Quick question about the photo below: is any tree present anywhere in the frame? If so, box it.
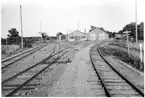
[39,32,48,43]
[56,32,63,37]
[1,38,6,45]
[106,31,115,38]
[122,22,136,39]
[7,28,21,44]
[118,30,123,34]
[99,27,105,32]
[56,32,63,40]
[119,22,144,41]
[89,25,96,32]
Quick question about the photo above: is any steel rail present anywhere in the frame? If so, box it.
[2,42,48,63]
[6,51,67,96]
[2,48,68,85]
[97,44,144,97]
[2,43,50,70]
[2,44,47,69]
[90,45,111,97]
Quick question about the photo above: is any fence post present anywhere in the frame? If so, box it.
[126,31,130,55]
[139,43,143,70]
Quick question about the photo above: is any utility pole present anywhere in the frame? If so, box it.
[135,0,138,44]
[67,28,68,40]
[67,28,68,34]
[84,28,86,33]
[78,22,79,31]
[20,5,23,49]
[124,30,131,55]
[40,21,43,43]
[139,43,143,70]
[127,31,130,55]
[6,37,8,48]
[40,20,42,33]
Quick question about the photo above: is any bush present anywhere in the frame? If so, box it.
[99,46,144,72]
[23,42,32,48]
[2,49,7,54]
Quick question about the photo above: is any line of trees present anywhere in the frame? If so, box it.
[39,32,49,42]
[118,22,144,41]
[7,28,21,44]
[1,28,42,47]
[91,22,144,41]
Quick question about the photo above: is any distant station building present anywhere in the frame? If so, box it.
[87,26,109,40]
[57,32,66,40]
[67,30,87,41]
[115,33,123,39]
[58,35,66,40]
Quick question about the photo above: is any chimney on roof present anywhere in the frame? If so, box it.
[78,22,79,31]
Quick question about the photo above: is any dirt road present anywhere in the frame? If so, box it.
[44,44,104,97]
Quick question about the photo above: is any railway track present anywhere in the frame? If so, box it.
[2,47,68,97]
[90,43,144,97]
[2,42,50,71]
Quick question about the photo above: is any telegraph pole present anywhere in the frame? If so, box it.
[135,0,138,44]
[67,28,68,34]
[124,30,131,55]
[40,21,43,43]
[20,5,23,49]
[67,28,68,40]
[127,31,130,55]
[6,37,8,48]
[78,22,79,30]
[84,28,86,33]
[40,21,42,33]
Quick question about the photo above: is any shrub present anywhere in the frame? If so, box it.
[23,42,32,48]
[99,46,144,72]
[2,49,7,54]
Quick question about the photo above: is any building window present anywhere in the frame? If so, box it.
[74,36,80,40]
[81,36,86,39]
[70,36,74,39]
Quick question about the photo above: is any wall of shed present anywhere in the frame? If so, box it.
[68,31,87,41]
[88,31,108,40]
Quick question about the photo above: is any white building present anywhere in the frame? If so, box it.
[88,26,109,40]
[67,30,87,41]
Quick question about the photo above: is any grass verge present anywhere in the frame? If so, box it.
[99,46,144,72]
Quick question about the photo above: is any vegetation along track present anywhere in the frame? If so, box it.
[2,42,50,71]
[2,47,68,97]
[90,43,144,97]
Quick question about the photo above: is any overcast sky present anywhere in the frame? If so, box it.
[1,0,144,38]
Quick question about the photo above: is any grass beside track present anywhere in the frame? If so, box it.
[99,46,144,72]
[108,40,144,52]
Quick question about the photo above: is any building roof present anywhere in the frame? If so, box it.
[89,26,108,35]
[68,30,87,36]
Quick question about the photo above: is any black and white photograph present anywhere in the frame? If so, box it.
[1,0,144,97]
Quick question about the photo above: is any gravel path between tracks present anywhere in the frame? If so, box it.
[27,44,106,97]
